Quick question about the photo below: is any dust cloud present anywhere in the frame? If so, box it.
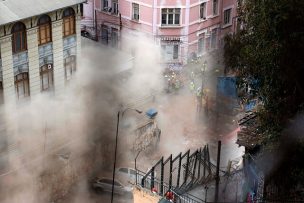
[0,32,239,202]
[0,33,166,203]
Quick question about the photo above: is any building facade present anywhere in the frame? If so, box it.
[83,0,237,64]
[0,0,85,104]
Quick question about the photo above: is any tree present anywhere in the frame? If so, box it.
[224,0,304,134]
[224,0,304,198]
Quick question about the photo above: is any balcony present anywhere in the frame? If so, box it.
[13,51,28,67]
[39,42,53,58]
[39,43,53,67]
[63,35,77,59]
[13,51,29,76]
[63,35,77,51]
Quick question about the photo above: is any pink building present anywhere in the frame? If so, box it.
[83,0,237,64]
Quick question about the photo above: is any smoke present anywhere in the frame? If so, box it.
[0,32,242,202]
[0,33,166,202]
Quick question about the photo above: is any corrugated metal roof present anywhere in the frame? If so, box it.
[0,0,86,26]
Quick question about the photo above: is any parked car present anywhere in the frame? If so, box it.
[92,177,132,196]
[116,167,137,184]
[116,167,157,185]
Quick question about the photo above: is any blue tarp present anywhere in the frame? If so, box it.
[245,100,257,111]
[217,76,238,98]
[146,108,158,118]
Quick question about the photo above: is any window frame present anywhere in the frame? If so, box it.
[212,0,219,16]
[200,2,207,20]
[102,0,108,9]
[223,8,232,25]
[64,55,77,81]
[112,0,119,15]
[132,3,139,21]
[40,64,54,91]
[210,28,218,49]
[62,8,76,37]
[15,72,30,99]
[173,44,179,59]
[12,22,27,54]
[38,15,52,45]
[198,35,205,54]
[161,8,181,26]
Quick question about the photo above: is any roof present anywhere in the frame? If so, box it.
[0,0,86,26]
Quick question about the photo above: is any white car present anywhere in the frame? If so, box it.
[92,177,132,196]
[116,167,137,184]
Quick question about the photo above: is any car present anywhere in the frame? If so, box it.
[116,167,137,184]
[92,177,132,196]
[116,167,157,186]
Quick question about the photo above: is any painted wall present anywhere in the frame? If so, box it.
[90,0,237,63]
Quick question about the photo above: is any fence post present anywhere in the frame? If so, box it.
[160,157,164,195]
[214,141,221,202]
[169,154,173,189]
[198,148,202,180]
[151,166,155,190]
[184,150,190,184]
[177,152,182,187]
[203,146,206,179]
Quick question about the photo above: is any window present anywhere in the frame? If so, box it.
[12,22,27,53]
[212,0,218,16]
[130,169,136,176]
[112,0,118,14]
[198,35,205,54]
[132,3,139,21]
[38,15,52,45]
[223,8,232,25]
[161,44,179,60]
[101,25,108,44]
[40,64,54,91]
[119,168,128,173]
[64,55,76,81]
[211,28,217,49]
[111,29,119,47]
[114,180,122,186]
[62,8,76,37]
[200,3,206,19]
[161,8,180,26]
[15,72,30,99]
[103,0,108,9]
[173,44,178,59]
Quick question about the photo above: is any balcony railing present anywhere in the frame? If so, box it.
[63,35,77,51]
[13,50,28,67]
[39,43,54,67]
[39,42,53,58]
[13,51,29,76]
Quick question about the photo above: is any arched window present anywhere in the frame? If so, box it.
[38,15,52,45]
[40,64,54,91]
[15,72,30,99]
[64,55,76,81]
[62,8,76,37]
[12,22,27,53]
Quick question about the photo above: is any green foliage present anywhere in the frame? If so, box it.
[224,0,304,132]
